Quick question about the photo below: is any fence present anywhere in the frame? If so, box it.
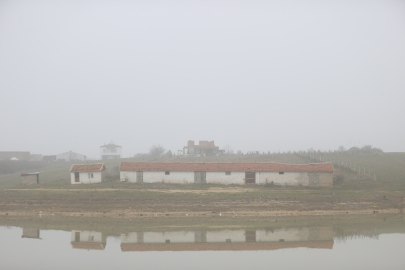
[297,151,377,181]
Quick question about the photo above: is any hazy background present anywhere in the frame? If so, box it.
[0,0,404,158]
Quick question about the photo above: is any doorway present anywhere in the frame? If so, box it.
[245,172,255,184]
[74,172,80,182]
[194,172,206,183]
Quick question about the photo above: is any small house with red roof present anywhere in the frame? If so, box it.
[120,162,334,186]
[70,163,106,184]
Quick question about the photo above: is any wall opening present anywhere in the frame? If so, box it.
[165,171,170,175]
[245,172,255,184]
[194,171,206,183]
[136,171,143,183]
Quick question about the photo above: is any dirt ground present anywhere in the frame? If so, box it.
[0,184,403,218]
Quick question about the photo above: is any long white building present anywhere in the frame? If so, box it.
[120,227,333,252]
[120,162,333,187]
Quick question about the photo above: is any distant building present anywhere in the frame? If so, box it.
[70,163,106,184]
[21,172,40,185]
[56,151,86,162]
[120,162,334,186]
[0,151,30,161]
[42,155,56,162]
[182,140,220,156]
[100,141,122,160]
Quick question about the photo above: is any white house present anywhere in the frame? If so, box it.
[56,151,86,162]
[100,141,122,160]
[70,164,106,184]
[120,162,333,187]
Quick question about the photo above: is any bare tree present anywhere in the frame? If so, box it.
[149,144,166,160]
[338,146,346,155]
[224,144,233,155]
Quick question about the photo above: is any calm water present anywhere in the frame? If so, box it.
[1,217,404,270]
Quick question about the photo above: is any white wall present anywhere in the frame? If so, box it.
[206,230,246,242]
[120,228,333,244]
[206,172,245,184]
[120,171,194,183]
[100,146,122,158]
[71,171,102,184]
[119,170,332,186]
[71,231,103,242]
[257,172,309,186]
[143,171,194,184]
[120,171,137,182]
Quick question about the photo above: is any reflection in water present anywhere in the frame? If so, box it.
[8,216,404,270]
[120,227,333,251]
[71,231,107,250]
[22,227,40,239]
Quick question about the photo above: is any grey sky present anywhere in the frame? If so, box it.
[1,0,404,158]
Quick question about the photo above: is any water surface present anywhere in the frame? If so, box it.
[1,215,404,270]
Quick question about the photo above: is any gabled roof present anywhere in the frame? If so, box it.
[120,162,333,172]
[121,241,334,252]
[100,141,121,148]
[70,164,105,173]
[57,151,85,156]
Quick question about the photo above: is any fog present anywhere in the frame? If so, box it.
[1,0,404,158]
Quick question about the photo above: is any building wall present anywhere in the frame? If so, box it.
[257,172,309,186]
[102,155,121,160]
[120,227,333,244]
[318,173,334,187]
[119,171,333,186]
[100,146,122,159]
[70,171,103,184]
[121,171,195,183]
[71,231,104,243]
[206,172,246,184]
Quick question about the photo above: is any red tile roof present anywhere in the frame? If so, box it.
[70,164,105,173]
[71,242,106,250]
[120,162,333,172]
[121,241,334,252]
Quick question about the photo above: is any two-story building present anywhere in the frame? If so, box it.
[182,140,220,156]
[100,141,122,160]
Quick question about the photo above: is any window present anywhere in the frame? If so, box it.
[279,172,284,175]
[88,173,94,178]
[165,171,170,175]
[225,171,231,175]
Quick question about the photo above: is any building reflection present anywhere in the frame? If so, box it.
[21,227,41,239]
[70,230,106,250]
[120,227,334,252]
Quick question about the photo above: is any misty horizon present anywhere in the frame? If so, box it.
[1,0,404,158]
